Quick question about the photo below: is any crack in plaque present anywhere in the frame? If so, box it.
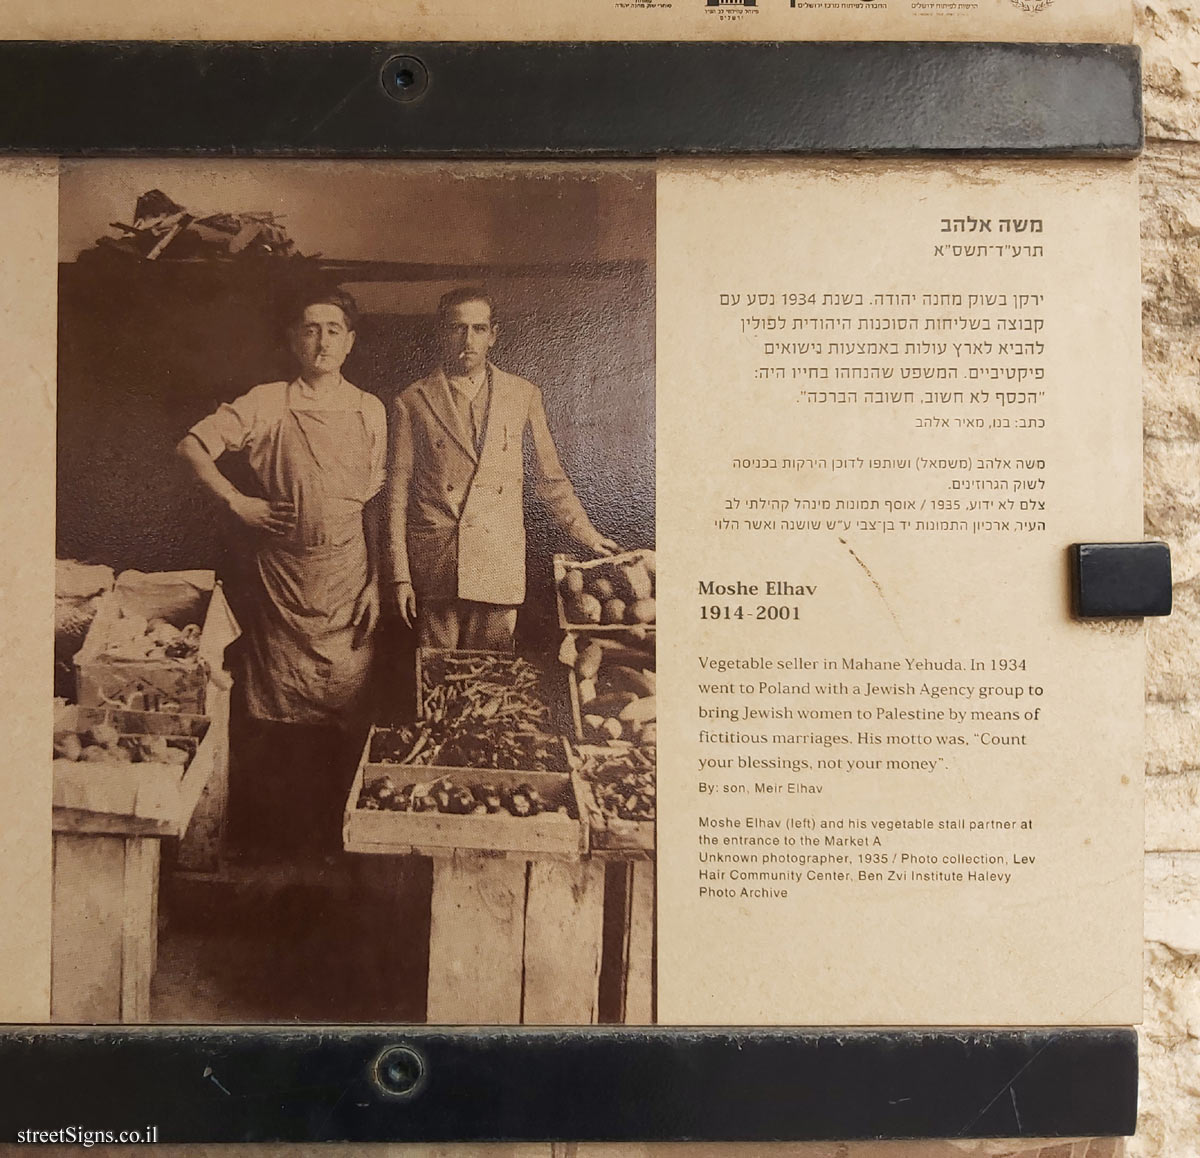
[838,537,909,644]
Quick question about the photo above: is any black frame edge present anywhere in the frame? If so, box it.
[0,1026,1138,1142]
[0,41,1142,158]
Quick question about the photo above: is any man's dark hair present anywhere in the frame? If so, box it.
[437,286,497,326]
[285,285,359,333]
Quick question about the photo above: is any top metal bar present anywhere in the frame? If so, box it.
[0,41,1141,158]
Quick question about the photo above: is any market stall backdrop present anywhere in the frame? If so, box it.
[56,161,656,659]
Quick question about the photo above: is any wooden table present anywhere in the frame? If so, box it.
[51,817,162,1023]
[344,730,656,1024]
[426,851,607,1025]
[50,707,219,1023]
[353,847,653,1025]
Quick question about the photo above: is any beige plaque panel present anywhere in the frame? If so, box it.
[0,158,1144,1028]
[0,161,56,1023]
[656,159,1143,1026]
[0,0,1132,44]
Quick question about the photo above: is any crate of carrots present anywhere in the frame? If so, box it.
[343,650,586,857]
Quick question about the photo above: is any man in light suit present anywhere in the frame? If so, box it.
[387,287,619,649]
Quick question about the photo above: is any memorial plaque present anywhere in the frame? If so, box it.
[0,30,1147,1144]
[0,153,1144,1031]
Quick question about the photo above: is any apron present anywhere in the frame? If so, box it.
[241,383,376,725]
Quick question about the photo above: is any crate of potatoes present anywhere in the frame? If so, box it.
[555,550,656,633]
[52,704,215,835]
[562,633,656,749]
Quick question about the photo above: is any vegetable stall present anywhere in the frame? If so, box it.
[51,568,239,1022]
[344,550,657,1024]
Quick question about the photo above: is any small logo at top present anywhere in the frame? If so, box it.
[706,0,758,14]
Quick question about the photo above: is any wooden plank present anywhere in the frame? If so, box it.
[51,834,125,1022]
[349,839,582,863]
[522,858,605,1025]
[426,853,526,1024]
[622,859,655,1025]
[119,837,159,1022]
[347,800,581,858]
[177,679,230,871]
[148,838,160,982]
[52,806,172,838]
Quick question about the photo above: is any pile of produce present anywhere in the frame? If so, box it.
[99,611,202,662]
[357,772,574,817]
[560,550,656,627]
[55,559,115,699]
[89,189,303,262]
[367,653,566,772]
[53,722,193,766]
[561,634,656,746]
[575,747,656,824]
[55,560,114,644]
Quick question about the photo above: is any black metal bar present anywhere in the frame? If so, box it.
[0,1026,1138,1141]
[0,41,1141,157]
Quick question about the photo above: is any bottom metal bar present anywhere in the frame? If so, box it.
[0,1026,1136,1142]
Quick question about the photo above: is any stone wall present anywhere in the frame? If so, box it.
[1135,4,1200,1155]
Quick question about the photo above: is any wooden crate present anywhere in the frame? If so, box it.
[75,569,239,716]
[566,639,656,744]
[554,553,657,635]
[572,764,656,854]
[417,647,509,719]
[53,705,215,838]
[343,727,588,858]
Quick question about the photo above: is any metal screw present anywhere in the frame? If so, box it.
[373,1044,425,1097]
[381,55,430,103]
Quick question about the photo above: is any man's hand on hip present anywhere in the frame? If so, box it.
[229,494,297,536]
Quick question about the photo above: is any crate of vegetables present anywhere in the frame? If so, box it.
[561,633,657,748]
[570,744,656,854]
[416,649,570,772]
[52,704,215,835]
[343,725,588,857]
[74,569,240,715]
[555,550,656,632]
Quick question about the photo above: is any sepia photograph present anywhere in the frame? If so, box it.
[51,161,656,1025]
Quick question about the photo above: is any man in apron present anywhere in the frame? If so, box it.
[177,287,386,854]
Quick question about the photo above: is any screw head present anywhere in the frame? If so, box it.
[381,55,430,103]
[373,1045,425,1097]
